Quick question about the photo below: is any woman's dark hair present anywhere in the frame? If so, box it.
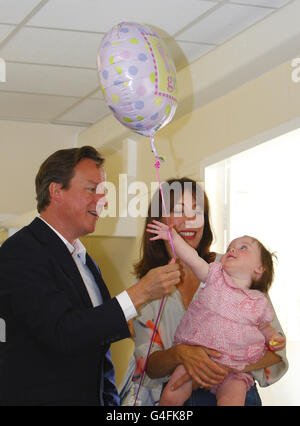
[35,146,104,213]
[134,177,216,278]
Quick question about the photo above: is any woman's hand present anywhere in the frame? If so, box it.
[172,344,229,390]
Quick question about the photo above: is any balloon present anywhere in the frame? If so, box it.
[97,22,177,137]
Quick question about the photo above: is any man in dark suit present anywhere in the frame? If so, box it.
[0,146,180,405]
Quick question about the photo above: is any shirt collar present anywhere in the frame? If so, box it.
[222,265,261,299]
[38,216,86,264]
[72,239,87,264]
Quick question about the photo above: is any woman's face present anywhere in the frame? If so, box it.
[163,190,205,254]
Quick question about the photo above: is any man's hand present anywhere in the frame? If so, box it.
[171,344,228,391]
[127,259,180,310]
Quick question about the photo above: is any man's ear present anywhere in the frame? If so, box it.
[49,182,63,203]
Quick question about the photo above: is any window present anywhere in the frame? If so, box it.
[203,127,300,405]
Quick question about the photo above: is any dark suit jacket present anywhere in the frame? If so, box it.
[0,218,130,405]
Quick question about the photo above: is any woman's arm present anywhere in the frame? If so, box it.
[259,322,286,351]
[168,348,283,391]
[251,296,289,386]
[146,344,229,389]
[241,350,282,373]
[147,220,209,282]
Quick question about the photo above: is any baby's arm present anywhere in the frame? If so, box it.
[147,220,209,282]
[259,323,286,351]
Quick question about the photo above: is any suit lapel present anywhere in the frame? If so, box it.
[59,251,93,308]
[86,254,110,302]
[28,218,93,307]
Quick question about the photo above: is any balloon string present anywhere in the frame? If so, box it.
[133,295,166,406]
[134,136,177,406]
[150,135,176,258]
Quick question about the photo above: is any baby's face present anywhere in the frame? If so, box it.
[220,236,264,287]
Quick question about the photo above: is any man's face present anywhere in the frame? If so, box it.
[59,158,106,242]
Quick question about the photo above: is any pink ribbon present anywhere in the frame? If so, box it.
[134,136,177,405]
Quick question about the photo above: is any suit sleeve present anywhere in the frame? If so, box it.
[0,244,131,356]
[103,349,120,406]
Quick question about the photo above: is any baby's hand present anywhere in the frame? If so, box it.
[269,333,286,351]
[146,220,174,241]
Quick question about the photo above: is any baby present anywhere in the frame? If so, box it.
[147,220,285,406]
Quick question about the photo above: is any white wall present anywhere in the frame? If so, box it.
[0,120,84,216]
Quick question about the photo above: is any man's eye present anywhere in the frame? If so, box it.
[88,187,96,192]
[97,188,108,195]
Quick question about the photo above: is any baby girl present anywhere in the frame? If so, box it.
[147,220,285,406]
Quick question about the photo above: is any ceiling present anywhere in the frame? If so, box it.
[0,0,295,127]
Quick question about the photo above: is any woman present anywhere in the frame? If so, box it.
[120,177,288,406]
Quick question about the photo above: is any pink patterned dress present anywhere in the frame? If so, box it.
[174,262,274,391]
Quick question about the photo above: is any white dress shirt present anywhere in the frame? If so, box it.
[38,217,137,320]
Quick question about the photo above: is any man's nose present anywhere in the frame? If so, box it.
[100,195,108,208]
[96,193,108,207]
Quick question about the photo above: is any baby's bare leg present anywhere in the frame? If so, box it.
[159,364,193,406]
[216,375,247,406]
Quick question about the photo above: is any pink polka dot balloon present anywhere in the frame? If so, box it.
[97,22,178,137]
